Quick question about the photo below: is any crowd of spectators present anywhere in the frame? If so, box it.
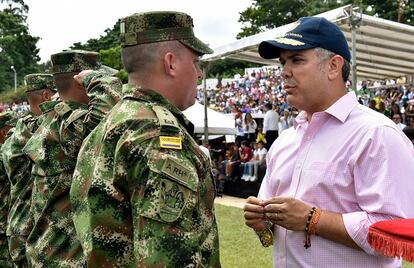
[199,66,414,186]
[0,102,29,113]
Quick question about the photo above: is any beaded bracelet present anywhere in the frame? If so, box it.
[304,207,316,248]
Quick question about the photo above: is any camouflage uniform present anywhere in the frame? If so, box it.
[22,51,122,268]
[70,12,220,267]
[1,74,55,268]
[0,112,18,268]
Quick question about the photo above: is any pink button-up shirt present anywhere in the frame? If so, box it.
[259,92,414,268]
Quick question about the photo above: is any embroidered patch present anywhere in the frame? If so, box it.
[161,156,190,185]
[152,106,179,128]
[274,37,305,46]
[160,136,182,150]
[159,179,188,222]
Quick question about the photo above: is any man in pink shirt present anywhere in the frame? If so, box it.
[243,16,414,267]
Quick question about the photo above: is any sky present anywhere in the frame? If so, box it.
[21,0,253,63]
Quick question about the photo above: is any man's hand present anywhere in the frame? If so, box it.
[262,196,311,231]
[243,196,267,231]
[73,70,94,86]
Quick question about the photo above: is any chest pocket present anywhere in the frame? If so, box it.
[139,150,199,230]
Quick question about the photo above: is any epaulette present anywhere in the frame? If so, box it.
[152,105,180,135]
[152,105,182,150]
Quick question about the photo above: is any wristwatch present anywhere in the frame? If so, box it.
[255,221,274,247]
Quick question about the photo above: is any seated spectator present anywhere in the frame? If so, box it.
[220,144,241,180]
[378,101,391,117]
[242,141,267,182]
[240,140,253,181]
[392,113,406,130]
[368,99,377,111]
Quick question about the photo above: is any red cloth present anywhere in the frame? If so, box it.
[240,147,252,162]
[368,219,414,263]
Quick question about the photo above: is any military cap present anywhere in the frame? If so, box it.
[24,73,56,92]
[51,50,101,75]
[0,111,17,129]
[50,50,118,76]
[119,11,213,55]
[259,17,351,62]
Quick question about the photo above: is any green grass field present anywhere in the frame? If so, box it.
[215,204,414,268]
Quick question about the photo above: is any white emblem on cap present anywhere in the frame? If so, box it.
[274,37,305,46]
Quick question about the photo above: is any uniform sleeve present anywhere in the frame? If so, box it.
[82,72,123,132]
[70,123,136,267]
[342,126,414,254]
[2,119,33,181]
[0,154,10,235]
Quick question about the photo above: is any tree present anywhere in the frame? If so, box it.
[237,0,413,39]
[0,3,40,92]
[206,59,261,78]
[70,21,127,82]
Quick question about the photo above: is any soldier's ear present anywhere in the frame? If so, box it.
[163,52,178,78]
[42,90,51,101]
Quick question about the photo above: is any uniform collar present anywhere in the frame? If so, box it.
[122,84,194,135]
[39,100,60,114]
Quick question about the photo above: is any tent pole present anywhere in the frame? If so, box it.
[351,24,357,94]
[349,6,361,95]
[202,63,209,145]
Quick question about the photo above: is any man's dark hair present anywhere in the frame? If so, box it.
[403,126,414,141]
[264,103,272,110]
[241,140,249,147]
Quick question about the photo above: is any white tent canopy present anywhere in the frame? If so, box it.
[183,102,236,135]
[202,5,414,81]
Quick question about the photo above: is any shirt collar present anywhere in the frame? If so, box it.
[325,91,358,123]
[293,91,358,129]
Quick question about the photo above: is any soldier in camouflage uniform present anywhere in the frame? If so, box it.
[22,50,122,267]
[70,11,221,267]
[1,74,56,268]
[0,112,18,268]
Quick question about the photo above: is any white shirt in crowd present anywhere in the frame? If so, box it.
[253,147,268,161]
[243,120,257,134]
[263,109,279,133]
[278,115,294,135]
[235,118,244,136]
[396,122,407,131]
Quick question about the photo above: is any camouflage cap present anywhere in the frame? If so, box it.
[51,50,118,76]
[119,11,213,55]
[51,50,100,75]
[0,111,17,129]
[24,73,56,92]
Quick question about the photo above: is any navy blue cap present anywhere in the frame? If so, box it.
[258,17,351,62]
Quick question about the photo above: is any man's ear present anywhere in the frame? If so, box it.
[327,55,344,81]
[41,90,51,102]
[163,52,178,78]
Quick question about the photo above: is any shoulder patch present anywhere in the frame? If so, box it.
[54,102,72,117]
[148,151,198,191]
[152,105,179,129]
